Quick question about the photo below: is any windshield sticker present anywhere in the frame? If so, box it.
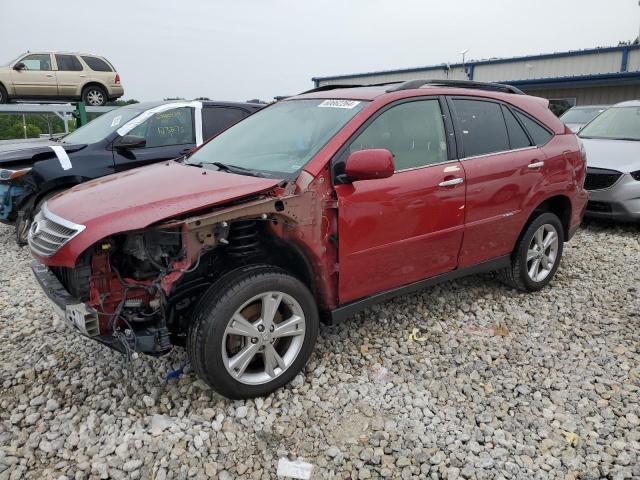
[318,100,361,109]
[110,115,122,127]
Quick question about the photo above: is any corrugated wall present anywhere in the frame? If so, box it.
[474,51,622,82]
[526,85,640,105]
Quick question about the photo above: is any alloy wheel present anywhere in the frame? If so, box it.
[86,90,104,106]
[526,224,559,282]
[221,291,306,385]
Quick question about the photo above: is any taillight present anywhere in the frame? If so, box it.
[115,73,121,84]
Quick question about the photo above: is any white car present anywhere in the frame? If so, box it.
[560,105,608,133]
[579,100,640,222]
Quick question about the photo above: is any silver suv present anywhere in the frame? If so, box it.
[0,51,124,106]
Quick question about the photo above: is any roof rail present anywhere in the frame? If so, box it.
[386,79,525,95]
[301,81,403,95]
[301,84,364,94]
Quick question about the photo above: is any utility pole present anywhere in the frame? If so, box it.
[22,114,27,139]
[460,49,469,79]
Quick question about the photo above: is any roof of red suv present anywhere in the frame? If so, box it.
[292,82,565,134]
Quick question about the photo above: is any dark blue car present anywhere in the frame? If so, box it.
[0,100,263,243]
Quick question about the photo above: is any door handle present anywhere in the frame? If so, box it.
[45,74,54,77]
[528,161,544,169]
[79,74,87,77]
[438,177,464,187]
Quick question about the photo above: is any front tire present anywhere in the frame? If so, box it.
[188,266,319,399]
[82,85,107,106]
[0,84,8,104]
[500,212,564,292]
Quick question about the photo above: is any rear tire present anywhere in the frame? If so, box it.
[188,265,318,399]
[0,84,8,104]
[500,212,564,292]
[82,85,107,106]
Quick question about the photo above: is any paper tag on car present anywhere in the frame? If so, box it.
[111,115,122,127]
[318,100,360,109]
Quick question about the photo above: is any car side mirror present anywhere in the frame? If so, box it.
[113,135,146,150]
[344,149,395,181]
[13,62,25,71]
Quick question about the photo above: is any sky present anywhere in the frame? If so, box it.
[2,0,639,102]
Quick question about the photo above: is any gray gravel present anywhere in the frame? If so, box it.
[0,219,639,480]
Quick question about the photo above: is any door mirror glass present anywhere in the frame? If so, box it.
[114,135,147,150]
[344,149,394,181]
[13,62,25,71]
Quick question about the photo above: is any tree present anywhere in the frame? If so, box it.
[107,98,140,106]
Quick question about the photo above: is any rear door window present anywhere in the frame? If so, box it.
[452,99,510,157]
[81,56,113,72]
[128,107,195,148]
[349,99,448,171]
[514,111,553,146]
[202,107,249,140]
[55,54,83,71]
[501,106,532,149]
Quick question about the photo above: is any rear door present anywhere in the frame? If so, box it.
[448,97,550,267]
[54,54,84,97]
[11,54,57,96]
[335,98,466,303]
[112,106,197,171]
[201,106,252,141]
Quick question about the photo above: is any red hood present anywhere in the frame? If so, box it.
[44,161,281,265]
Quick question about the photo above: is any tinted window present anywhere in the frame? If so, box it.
[56,54,83,71]
[349,100,448,171]
[21,54,52,71]
[515,111,553,146]
[453,99,509,157]
[128,107,195,148]
[502,106,531,149]
[81,56,112,72]
[202,107,249,140]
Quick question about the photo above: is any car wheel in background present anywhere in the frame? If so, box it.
[16,189,67,246]
[500,212,564,292]
[82,85,107,106]
[0,84,8,104]
[188,266,319,399]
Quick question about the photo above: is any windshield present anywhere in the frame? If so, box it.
[188,99,367,176]
[61,107,143,144]
[579,106,640,141]
[560,107,606,124]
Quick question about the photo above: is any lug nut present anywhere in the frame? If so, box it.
[269,325,275,332]
[251,337,258,344]
[257,325,265,332]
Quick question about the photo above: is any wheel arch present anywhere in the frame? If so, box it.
[530,195,572,241]
[80,81,107,98]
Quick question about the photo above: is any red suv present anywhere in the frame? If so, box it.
[29,80,588,399]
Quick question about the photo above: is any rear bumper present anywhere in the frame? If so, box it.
[107,85,124,99]
[585,173,640,222]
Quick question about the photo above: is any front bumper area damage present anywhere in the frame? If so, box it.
[31,260,169,355]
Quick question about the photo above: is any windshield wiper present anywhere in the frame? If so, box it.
[210,162,264,177]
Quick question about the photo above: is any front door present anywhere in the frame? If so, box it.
[112,106,197,171]
[334,98,466,303]
[11,54,57,97]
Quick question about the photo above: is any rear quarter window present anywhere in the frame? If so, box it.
[514,110,553,146]
[202,107,250,140]
[81,56,113,72]
[452,99,510,157]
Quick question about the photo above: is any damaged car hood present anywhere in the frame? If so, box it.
[581,137,640,173]
[44,161,282,261]
[0,140,86,167]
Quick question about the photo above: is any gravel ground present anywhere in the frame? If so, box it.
[0,220,639,480]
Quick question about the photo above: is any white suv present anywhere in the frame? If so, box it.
[0,51,124,106]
